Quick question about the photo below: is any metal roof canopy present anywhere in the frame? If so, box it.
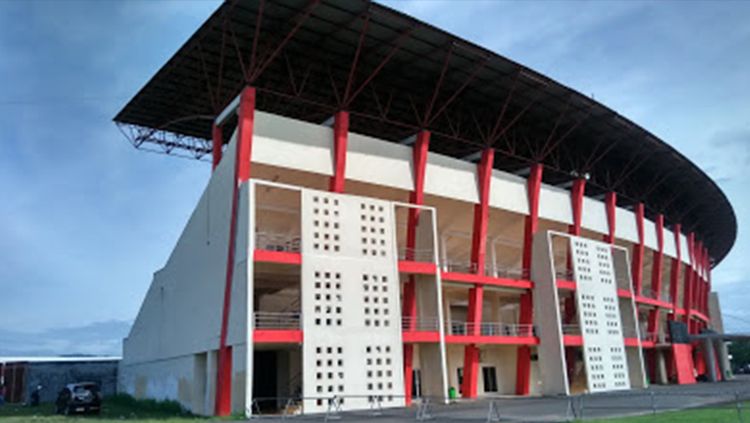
[114,0,736,264]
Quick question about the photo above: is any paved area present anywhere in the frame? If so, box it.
[235,376,750,422]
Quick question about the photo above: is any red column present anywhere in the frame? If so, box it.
[461,148,493,399]
[568,179,586,236]
[705,247,712,318]
[669,224,682,317]
[604,192,617,244]
[216,86,255,416]
[329,111,349,193]
[631,203,645,296]
[516,163,542,396]
[682,233,695,326]
[403,131,430,405]
[646,214,664,378]
[212,123,223,170]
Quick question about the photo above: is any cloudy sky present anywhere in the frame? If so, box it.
[1,0,748,356]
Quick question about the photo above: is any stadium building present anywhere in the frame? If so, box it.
[113,0,736,417]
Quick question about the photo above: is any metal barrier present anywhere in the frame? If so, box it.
[397,247,435,262]
[256,232,302,253]
[445,321,535,337]
[402,316,441,332]
[254,312,301,329]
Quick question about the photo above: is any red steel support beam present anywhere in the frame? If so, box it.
[462,148,493,399]
[682,232,695,326]
[212,123,223,170]
[669,224,682,316]
[604,192,617,244]
[216,86,255,416]
[402,131,429,405]
[568,179,586,236]
[517,163,542,396]
[646,214,664,379]
[329,111,349,193]
[522,164,543,277]
[631,203,645,296]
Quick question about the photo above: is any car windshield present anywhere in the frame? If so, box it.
[73,385,98,394]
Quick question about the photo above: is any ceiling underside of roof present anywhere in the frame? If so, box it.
[114,0,736,264]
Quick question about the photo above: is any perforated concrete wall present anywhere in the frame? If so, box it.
[300,190,405,412]
[571,237,630,392]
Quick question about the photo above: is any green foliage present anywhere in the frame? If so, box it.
[729,340,750,370]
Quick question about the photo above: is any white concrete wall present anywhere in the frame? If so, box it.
[121,133,249,413]
[249,111,693,266]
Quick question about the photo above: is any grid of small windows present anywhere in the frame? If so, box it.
[363,273,391,328]
[313,271,343,327]
[314,346,345,406]
[312,195,341,253]
[359,202,389,258]
[365,345,395,402]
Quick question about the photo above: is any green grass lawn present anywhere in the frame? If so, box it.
[588,403,747,423]
[0,395,212,422]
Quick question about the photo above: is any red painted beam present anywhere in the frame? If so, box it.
[216,87,255,416]
[253,250,302,265]
[568,179,585,236]
[212,123,223,171]
[402,331,441,343]
[682,233,695,326]
[254,330,303,343]
[516,163,541,396]
[398,261,437,275]
[563,335,583,346]
[669,223,682,317]
[462,148,493,399]
[521,164,543,277]
[604,192,616,244]
[441,272,532,289]
[631,203,645,296]
[402,131,429,405]
[329,111,349,193]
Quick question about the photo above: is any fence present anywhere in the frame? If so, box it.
[245,385,750,422]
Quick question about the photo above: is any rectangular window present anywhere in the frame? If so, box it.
[482,367,498,393]
[457,368,464,394]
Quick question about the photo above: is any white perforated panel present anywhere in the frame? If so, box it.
[571,237,630,392]
[301,190,404,413]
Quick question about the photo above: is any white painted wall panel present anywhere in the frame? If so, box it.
[424,153,479,204]
[581,197,608,235]
[253,111,334,176]
[663,228,677,258]
[643,220,657,250]
[538,186,573,224]
[346,133,414,191]
[489,170,528,215]
[680,234,690,265]
[615,208,638,243]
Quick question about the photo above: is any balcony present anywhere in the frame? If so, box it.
[397,247,435,263]
[401,316,441,332]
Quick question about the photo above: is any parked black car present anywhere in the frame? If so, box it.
[55,382,102,415]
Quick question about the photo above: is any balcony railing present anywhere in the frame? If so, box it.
[401,317,441,332]
[254,312,300,330]
[255,232,301,253]
[555,269,575,281]
[446,321,536,337]
[441,259,526,280]
[561,324,581,335]
[397,247,435,262]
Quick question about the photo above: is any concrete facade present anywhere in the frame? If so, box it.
[120,109,726,416]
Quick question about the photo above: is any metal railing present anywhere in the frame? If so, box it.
[255,232,301,253]
[555,269,575,281]
[561,324,581,335]
[440,259,526,280]
[446,321,535,337]
[253,312,301,330]
[401,317,441,332]
[397,247,435,262]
